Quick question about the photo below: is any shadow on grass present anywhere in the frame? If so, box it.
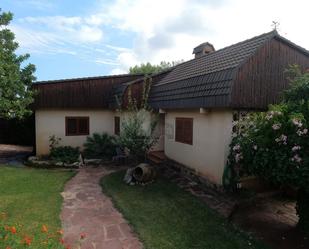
[101,170,269,249]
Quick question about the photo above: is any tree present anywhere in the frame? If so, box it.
[129,61,182,75]
[117,77,158,163]
[228,65,309,233]
[0,10,36,119]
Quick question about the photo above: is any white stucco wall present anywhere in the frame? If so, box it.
[35,109,114,155]
[35,108,233,184]
[164,109,233,185]
[116,110,164,151]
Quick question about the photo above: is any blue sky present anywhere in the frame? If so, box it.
[2,0,309,81]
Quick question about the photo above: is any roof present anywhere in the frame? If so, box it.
[33,30,309,111]
[33,74,144,109]
[34,73,144,85]
[108,69,172,109]
[148,30,309,109]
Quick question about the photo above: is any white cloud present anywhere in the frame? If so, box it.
[100,0,309,73]
[116,51,139,70]
[19,15,103,43]
[110,68,127,75]
[10,0,309,75]
[78,25,103,42]
[96,0,223,72]
[95,59,120,65]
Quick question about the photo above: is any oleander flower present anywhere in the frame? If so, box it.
[291,154,302,163]
[292,145,301,152]
[272,123,281,130]
[275,134,287,144]
[292,118,303,127]
[235,153,243,163]
[265,114,273,120]
[233,144,241,151]
[296,128,307,136]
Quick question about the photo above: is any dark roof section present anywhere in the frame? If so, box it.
[149,30,309,109]
[108,77,144,108]
[150,68,234,108]
[33,74,144,109]
[108,69,172,109]
[156,31,277,86]
[33,31,309,111]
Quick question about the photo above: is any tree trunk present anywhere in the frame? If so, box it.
[296,188,309,234]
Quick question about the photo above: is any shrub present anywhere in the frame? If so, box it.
[49,135,61,150]
[50,146,80,164]
[116,77,158,163]
[117,109,158,163]
[228,65,309,233]
[83,133,116,159]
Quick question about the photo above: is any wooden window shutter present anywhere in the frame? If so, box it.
[183,118,193,144]
[66,117,89,136]
[175,118,193,145]
[114,116,120,135]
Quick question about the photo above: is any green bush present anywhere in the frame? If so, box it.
[117,110,157,163]
[83,133,116,159]
[50,146,80,163]
[228,65,309,233]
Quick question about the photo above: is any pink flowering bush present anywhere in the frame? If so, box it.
[228,65,309,233]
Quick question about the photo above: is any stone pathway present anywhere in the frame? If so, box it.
[61,167,143,249]
[160,163,308,249]
[161,165,237,218]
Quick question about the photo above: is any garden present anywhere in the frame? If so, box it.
[1,6,308,249]
[101,171,267,249]
[0,167,75,248]
[228,65,309,235]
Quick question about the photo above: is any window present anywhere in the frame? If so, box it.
[175,117,193,145]
[65,117,89,136]
[114,116,120,135]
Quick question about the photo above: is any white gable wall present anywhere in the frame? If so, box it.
[35,109,114,155]
[164,109,233,185]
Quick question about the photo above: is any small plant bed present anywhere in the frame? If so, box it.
[26,156,81,169]
[0,166,75,248]
[101,171,268,249]
[26,133,118,169]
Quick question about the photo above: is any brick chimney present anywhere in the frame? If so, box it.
[193,42,215,58]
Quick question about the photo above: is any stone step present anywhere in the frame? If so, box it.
[149,151,166,160]
[148,155,163,164]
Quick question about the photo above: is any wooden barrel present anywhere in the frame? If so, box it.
[133,163,156,182]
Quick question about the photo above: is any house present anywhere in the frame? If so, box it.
[33,30,309,185]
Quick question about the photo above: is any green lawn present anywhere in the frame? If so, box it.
[101,171,268,249]
[0,166,74,247]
